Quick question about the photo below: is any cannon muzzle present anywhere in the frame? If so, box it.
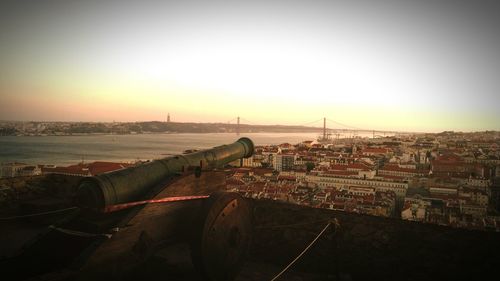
[76,137,254,211]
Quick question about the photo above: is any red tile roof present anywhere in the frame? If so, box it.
[380,164,426,173]
[347,163,372,171]
[323,170,358,176]
[362,148,391,154]
[278,175,296,181]
[227,178,245,185]
[86,161,133,175]
[43,161,132,176]
[376,175,407,180]
[251,168,274,176]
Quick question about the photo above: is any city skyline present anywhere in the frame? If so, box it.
[1,0,500,132]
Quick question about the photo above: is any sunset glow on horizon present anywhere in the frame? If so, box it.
[1,0,499,132]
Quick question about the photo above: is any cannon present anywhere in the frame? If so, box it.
[1,138,255,281]
[76,137,254,211]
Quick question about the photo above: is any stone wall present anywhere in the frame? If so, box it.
[0,174,81,212]
[251,199,500,281]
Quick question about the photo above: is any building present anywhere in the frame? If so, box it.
[0,163,30,178]
[306,172,408,199]
[274,153,295,171]
[401,196,429,222]
[378,164,428,179]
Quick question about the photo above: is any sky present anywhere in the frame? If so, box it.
[0,0,499,132]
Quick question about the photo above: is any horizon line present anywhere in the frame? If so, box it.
[1,119,499,134]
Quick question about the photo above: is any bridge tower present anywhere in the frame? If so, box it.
[323,117,326,140]
[237,116,240,136]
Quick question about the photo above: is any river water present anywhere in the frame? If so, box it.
[0,133,336,165]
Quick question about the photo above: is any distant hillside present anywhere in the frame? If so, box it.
[138,121,323,133]
[0,121,324,136]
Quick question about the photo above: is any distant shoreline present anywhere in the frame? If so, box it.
[3,131,328,137]
[0,120,425,137]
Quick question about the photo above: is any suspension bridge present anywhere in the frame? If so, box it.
[223,116,419,138]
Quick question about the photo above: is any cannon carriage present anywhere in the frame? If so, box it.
[2,138,255,281]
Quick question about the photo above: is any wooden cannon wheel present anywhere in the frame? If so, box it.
[191,192,253,281]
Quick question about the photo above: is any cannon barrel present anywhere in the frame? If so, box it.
[76,137,254,211]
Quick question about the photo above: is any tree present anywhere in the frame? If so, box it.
[305,162,315,172]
